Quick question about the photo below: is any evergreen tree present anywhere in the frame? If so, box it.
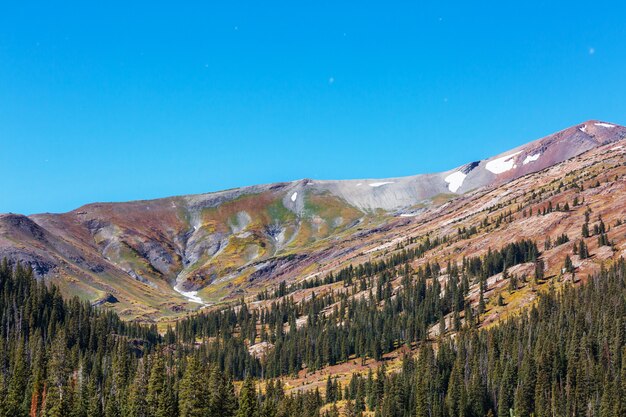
[209,367,238,417]
[179,357,210,417]
[237,376,258,417]
[146,355,174,417]
[127,359,149,417]
[564,255,574,273]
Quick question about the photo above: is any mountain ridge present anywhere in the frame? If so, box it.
[18,119,622,215]
[1,119,625,321]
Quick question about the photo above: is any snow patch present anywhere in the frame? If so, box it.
[274,229,286,244]
[368,181,394,187]
[399,213,419,217]
[579,125,588,133]
[523,153,540,165]
[174,287,205,304]
[485,151,522,174]
[444,171,466,193]
[290,192,298,202]
[611,145,624,151]
[595,122,615,128]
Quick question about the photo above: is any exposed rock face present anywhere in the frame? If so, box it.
[0,120,624,320]
[92,293,119,306]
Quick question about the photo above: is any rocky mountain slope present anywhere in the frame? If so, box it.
[1,120,624,320]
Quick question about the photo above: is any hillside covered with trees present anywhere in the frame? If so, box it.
[1,254,626,416]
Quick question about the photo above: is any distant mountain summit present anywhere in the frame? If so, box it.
[302,120,624,211]
[1,120,624,320]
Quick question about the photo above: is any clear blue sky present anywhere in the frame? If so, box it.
[1,1,625,214]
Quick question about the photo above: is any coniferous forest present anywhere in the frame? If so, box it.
[1,255,626,416]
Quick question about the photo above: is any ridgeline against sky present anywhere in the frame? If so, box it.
[1,1,625,214]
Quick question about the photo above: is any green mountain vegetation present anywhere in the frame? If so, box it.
[2,250,626,416]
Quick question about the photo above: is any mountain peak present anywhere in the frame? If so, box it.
[1,120,625,319]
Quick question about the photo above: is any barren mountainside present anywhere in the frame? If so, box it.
[1,120,625,321]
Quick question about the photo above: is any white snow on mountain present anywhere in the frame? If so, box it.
[485,151,522,174]
[368,182,394,187]
[444,171,467,193]
[523,153,540,165]
[174,287,205,304]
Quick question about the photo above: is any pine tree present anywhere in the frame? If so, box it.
[582,222,590,238]
[84,375,102,417]
[43,331,71,417]
[564,255,573,273]
[237,376,258,417]
[209,368,238,417]
[497,294,504,306]
[70,368,89,417]
[146,355,173,417]
[579,240,589,259]
[598,232,610,247]
[497,362,515,417]
[179,357,210,417]
[534,259,545,283]
[325,376,335,403]
[478,288,486,315]
[514,354,535,416]
[6,340,29,417]
[126,359,148,417]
